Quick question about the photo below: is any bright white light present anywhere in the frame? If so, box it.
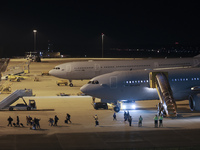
[132,104,136,109]
[121,104,126,109]
[33,30,37,33]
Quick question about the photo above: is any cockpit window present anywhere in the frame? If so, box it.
[88,80,99,84]
[53,67,61,70]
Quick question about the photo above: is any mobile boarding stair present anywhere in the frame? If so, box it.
[150,72,177,117]
[0,89,34,110]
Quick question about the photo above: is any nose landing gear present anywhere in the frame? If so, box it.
[69,80,73,87]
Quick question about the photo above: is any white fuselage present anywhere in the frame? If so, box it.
[80,68,200,103]
[49,57,200,80]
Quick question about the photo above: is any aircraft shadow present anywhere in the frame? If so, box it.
[174,114,200,119]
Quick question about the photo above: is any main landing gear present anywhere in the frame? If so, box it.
[113,106,120,112]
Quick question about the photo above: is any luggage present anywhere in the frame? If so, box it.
[65,120,68,124]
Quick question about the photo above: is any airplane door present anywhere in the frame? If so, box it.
[95,64,100,71]
[193,59,199,66]
[95,64,101,76]
[65,65,71,72]
[110,76,117,89]
[154,62,159,68]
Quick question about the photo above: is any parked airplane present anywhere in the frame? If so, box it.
[49,56,200,87]
[80,67,200,116]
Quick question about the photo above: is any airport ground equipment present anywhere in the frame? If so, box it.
[41,71,49,76]
[0,89,34,110]
[9,99,36,111]
[34,77,39,81]
[57,93,70,96]
[93,102,108,110]
[1,60,30,80]
[150,72,177,117]
[0,82,12,94]
[0,58,10,73]
[56,80,68,86]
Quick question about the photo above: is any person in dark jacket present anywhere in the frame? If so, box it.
[128,116,132,126]
[54,115,59,126]
[7,116,13,127]
[16,116,20,126]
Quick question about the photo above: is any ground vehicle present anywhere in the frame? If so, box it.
[56,93,70,96]
[9,100,36,111]
[56,80,68,86]
[41,71,49,76]
[93,102,108,110]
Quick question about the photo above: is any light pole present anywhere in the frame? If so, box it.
[33,30,37,51]
[101,33,104,58]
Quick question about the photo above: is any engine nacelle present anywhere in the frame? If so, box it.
[189,94,200,111]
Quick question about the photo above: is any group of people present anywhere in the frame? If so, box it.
[7,116,24,127]
[94,111,144,127]
[8,113,163,129]
[48,115,59,126]
[7,113,72,130]
[153,114,163,128]
[48,113,72,127]
[26,116,41,130]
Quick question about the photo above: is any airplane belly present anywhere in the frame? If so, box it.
[105,86,159,101]
[70,70,95,80]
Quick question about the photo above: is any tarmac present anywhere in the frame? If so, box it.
[0,58,200,150]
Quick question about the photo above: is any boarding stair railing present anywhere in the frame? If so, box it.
[155,72,177,117]
[0,89,33,109]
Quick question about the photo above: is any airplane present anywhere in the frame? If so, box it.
[80,67,200,117]
[49,56,200,87]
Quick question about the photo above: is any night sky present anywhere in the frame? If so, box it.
[0,1,200,57]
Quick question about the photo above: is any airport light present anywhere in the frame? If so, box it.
[101,33,104,58]
[33,30,37,51]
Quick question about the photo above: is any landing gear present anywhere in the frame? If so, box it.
[69,83,73,87]
[114,106,120,112]
[69,80,73,87]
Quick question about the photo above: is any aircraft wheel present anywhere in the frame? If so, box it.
[27,107,31,111]
[69,83,73,87]
[114,107,120,112]
[57,84,60,86]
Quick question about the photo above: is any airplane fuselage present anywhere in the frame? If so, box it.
[49,57,200,80]
[80,68,200,102]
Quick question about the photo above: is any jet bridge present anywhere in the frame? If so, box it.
[150,72,177,117]
[0,89,34,110]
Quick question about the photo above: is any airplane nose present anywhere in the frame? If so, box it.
[80,84,88,94]
[49,70,54,76]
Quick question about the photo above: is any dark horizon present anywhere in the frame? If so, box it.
[1,1,200,58]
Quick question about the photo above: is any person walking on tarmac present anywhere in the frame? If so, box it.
[159,115,163,127]
[16,116,20,126]
[138,115,143,127]
[54,115,59,126]
[66,113,72,123]
[93,114,99,126]
[113,113,117,120]
[128,116,132,126]
[7,116,13,127]
[154,115,158,128]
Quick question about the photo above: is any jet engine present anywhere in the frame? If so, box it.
[189,94,200,111]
